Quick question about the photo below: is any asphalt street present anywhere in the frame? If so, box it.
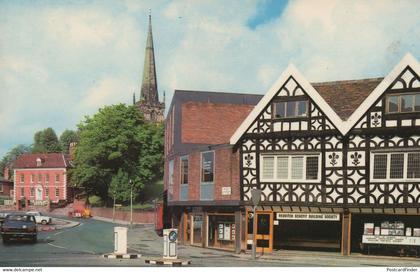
[1,217,420,267]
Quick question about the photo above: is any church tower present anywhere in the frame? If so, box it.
[135,13,165,122]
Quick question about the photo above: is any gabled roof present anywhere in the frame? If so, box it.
[230,53,419,144]
[14,153,70,169]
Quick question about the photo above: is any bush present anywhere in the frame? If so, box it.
[88,195,103,207]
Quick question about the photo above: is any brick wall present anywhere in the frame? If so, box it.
[90,207,156,224]
[168,146,240,202]
[181,102,253,144]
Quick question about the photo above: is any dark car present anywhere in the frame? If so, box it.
[1,213,37,244]
[0,211,10,225]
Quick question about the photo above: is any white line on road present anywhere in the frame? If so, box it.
[47,242,67,249]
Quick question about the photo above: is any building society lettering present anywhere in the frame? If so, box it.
[276,213,340,221]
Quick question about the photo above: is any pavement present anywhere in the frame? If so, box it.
[37,217,80,232]
[1,217,420,267]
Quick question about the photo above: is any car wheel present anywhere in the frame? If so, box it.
[41,220,47,225]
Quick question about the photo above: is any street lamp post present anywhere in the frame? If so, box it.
[112,190,116,222]
[251,189,261,260]
[129,179,133,227]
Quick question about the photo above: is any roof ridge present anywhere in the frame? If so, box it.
[174,89,262,96]
[311,77,384,86]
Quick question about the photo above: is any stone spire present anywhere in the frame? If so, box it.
[140,12,159,104]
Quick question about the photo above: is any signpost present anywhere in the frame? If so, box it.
[251,189,261,260]
[129,179,133,227]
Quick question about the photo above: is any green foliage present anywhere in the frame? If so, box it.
[0,144,31,177]
[70,104,164,204]
[59,129,79,154]
[88,195,103,207]
[32,127,62,153]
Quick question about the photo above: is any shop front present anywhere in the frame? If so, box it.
[246,209,342,253]
[181,209,241,252]
[351,213,420,257]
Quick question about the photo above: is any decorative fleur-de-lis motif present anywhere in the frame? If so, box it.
[350,152,362,166]
[244,154,253,167]
[328,152,339,166]
[371,112,381,127]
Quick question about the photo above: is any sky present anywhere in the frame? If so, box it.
[0,0,419,159]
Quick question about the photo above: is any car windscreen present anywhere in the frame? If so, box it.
[6,215,35,222]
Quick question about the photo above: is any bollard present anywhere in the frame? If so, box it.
[114,227,128,254]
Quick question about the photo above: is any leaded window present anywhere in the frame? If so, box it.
[372,152,420,181]
[274,100,308,118]
[260,154,320,182]
[180,156,189,184]
[201,151,214,183]
[373,154,387,179]
[407,153,420,179]
[387,93,420,113]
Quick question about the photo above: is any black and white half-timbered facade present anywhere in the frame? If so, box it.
[230,54,420,255]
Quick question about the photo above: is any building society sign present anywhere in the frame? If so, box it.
[276,213,340,221]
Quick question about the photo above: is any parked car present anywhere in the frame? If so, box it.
[1,213,37,243]
[0,211,10,225]
[26,211,52,225]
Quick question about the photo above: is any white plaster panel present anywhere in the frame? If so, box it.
[290,122,299,130]
[402,119,412,126]
[386,120,397,127]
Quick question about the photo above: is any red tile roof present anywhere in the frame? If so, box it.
[14,153,70,169]
[312,78,384,120]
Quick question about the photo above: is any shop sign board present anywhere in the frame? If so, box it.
[276,213,340,221]
[221,187,231,195]
[362,235,420,246]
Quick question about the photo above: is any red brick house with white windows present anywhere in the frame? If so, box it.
[13,153,71,206]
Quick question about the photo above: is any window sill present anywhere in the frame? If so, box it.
[260,179,321,183]
[371,179,420,183]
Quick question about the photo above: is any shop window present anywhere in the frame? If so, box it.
[372,151,420,181]
[274,100,308,118]
[180,156,188,184]
[261,154,320,182]
[192,215,203,245]
[208,215,235,250]
[257,214,270,235]
[201,151,214,183]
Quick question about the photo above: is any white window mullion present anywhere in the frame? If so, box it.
[404,153,407,180]
[302,155,307,182]
[386,154,391,180]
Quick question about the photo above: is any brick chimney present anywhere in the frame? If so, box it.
[3,166,9,180]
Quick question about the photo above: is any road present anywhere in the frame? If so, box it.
[1,217,420,267]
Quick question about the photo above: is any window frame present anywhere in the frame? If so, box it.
[260,153,321,183]
[371,151,420,182]
[180,155,189,185]
[273,100,309,119]
[386,92,420,114]
[201,151,215,183]
[55,188,60,197]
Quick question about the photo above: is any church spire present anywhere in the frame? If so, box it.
[140,11,159,104]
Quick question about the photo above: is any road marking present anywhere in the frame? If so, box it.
[47,242,67,249]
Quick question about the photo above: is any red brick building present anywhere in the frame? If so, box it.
[164,90,261,252]
[0,166,13,198]
[13,153,71,205]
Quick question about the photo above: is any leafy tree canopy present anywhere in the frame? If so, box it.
[32,127,61,153]
[59,129,79,154]
[70,104,164,204]
[0,144,31,178]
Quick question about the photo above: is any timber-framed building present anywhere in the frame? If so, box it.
[164,54,420,256]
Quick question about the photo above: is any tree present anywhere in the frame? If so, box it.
[59,129,79,154]
[70,104,164,204]
[32,128,61,153]
[0,144,31,178]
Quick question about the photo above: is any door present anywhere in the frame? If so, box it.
[35,186,43,201]
[255,211,273,253]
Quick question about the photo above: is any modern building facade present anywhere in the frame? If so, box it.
[164,90,261,252]
[13,153,71,205]
[164,54,420,255]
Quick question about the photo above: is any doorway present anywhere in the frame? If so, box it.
[255,211,273,253]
